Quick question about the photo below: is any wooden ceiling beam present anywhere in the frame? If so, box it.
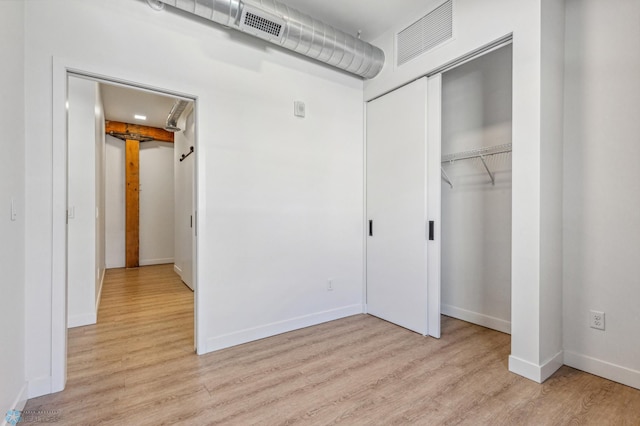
[106,120,174,143]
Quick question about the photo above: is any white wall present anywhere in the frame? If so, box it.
[25,0,364,397]
[563,0,640,390]
[67,76,96,327]
[0,0,27,416]
[105,135,125,268]
[364,0,564,382]
[139,141,175,265]
[174,105,195,288]
[441,45,512,334]
[106,136,177,268]
[67,76,105,328]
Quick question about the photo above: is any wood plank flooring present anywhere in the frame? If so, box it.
[25,265,640,425]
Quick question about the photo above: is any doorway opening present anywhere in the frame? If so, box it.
[64,74,198,378]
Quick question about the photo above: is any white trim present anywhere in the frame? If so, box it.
[2,383,28,426]
[51,56,68,394]
[508,355,542,382]
[205,305,363,353]
[540,351,564,382]
[565,351,640,390]
[51,55,200,395]
[508,351,563,383]
[27,376,52,399]
[442,304,511,334]
[362,100,368,314]
[139,257,175,266]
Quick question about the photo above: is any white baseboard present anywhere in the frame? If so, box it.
[1,382,28,426]
[27,376,52,399]
[173,264,194,290]
[204,304,364,354]
[509,350,563,383]
[442,304,511,334]
[565,350,640,390]
[139,258,174,266]
[95,268,105,314]
[541,351,565,382]
[174,264,183,277]
[68,312,97,328]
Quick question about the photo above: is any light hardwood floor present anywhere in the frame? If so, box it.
[25,265,640,425]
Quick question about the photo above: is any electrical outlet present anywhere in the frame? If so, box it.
[327,279,334,291]
[590,310,605,330]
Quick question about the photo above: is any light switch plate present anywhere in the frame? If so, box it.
[294,101,305,118]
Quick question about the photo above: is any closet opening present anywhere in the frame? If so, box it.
[439,44,513,335]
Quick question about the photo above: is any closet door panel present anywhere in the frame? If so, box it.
[427,74,442,338]
[366,78,428,335]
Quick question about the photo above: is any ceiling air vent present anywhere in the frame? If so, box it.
[397,0,453,66]
[239,5,286,43]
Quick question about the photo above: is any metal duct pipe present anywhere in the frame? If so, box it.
[165,99,189,132]
[157,0,385,79]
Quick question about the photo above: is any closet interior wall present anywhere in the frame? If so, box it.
[440,45,513,334]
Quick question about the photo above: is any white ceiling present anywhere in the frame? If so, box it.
[101,83,178,129]
[280,0,432,41]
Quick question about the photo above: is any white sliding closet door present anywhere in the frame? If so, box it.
[366,78,429,335]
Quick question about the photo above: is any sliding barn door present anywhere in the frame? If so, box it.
[366,78,429,335]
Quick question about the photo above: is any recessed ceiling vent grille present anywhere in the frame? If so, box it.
[397,0,453,66]
[240,6,285,43]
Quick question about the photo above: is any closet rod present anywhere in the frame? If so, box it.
[441,143,512,163]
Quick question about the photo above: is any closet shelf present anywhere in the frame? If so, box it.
[441,143,512,163]
[441,143,512,187]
